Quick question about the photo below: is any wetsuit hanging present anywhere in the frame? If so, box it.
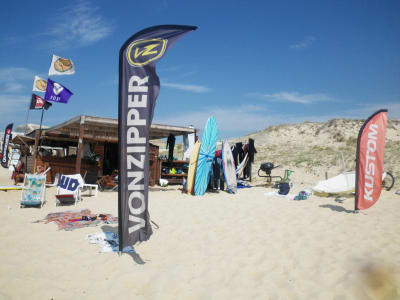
[248,138,257,163]
[166,134,175,161]
[232,145,239,167]
[236,142,244,164]
[243,138,257,181]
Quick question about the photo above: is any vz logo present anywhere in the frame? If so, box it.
[126,38,167,67]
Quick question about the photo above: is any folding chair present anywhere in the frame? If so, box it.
[20,174,46,208]
[97,175,118,192]
[46,173,60,187]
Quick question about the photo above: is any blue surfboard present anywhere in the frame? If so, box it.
[194,116,218,196]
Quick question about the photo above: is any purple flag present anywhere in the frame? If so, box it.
[44,78,73,103]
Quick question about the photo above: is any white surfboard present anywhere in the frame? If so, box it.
[222,140,237,193]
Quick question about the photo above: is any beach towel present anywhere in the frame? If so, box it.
[86,232,135,253]
[35,209,118,231]
[237,180,251,189]
[264,191,296,200]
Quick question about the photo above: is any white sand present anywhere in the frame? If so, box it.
[0,166,399,300]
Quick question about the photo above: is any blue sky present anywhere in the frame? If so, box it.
[0,0,399,138]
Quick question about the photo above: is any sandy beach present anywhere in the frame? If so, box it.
[0,164,399,300]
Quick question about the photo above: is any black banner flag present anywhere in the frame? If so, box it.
[1,123,13,168]
[30,94,52,110]
[118,25,197,249]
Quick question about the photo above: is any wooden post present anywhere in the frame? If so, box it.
[33,130,40,173]
[75,116,85,174]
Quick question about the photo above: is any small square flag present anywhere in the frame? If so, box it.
[32,76,47,93]
[30,94,52,110]
[44,79,73,104]
[48,55,75,76]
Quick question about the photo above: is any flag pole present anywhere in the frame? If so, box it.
[24,96,31,135]
[37,107,45,150]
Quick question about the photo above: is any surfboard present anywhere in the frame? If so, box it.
[186,141,201,195]
[222,140,237,193]
[195,116,218,196]
[0,185,23,191]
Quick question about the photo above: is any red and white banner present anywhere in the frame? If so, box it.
[355,109,387,210]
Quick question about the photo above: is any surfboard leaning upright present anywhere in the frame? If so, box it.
[195,116,218,196]
[222,140,237,193]
[186,140,201,195]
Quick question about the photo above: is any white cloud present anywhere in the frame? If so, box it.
[0,67,34,82]
[0,68,40,123]
[162,82,210,93]
[46,1,113,48]
[4,82,24,93]
[290,36,316,49]
[345,102,400,119]
[0,67,35,93]
[157,100,400,138]
[0,94,29,117]
[247,91,333,104]
[154,105,269,138]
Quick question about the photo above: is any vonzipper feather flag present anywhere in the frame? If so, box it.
[118,25,197,250]
[32,76,47,93]
[44,78,73,103]
[355,109,388,210]
[48,55,75,76]
[30,94,52,110]
[1,123,13,168]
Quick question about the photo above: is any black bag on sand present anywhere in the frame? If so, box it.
[278,182,290,195]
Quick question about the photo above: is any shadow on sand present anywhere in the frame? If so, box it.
[319,204,356,214]
[101,224,146,265]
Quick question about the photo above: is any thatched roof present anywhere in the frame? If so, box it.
[12,115,196,146]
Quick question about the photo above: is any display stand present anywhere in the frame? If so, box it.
[158,159,188,185]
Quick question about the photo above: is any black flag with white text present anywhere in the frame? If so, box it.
[118,25,197,249]
[1,123,13,168]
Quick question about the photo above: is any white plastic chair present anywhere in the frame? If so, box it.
[81,171,99,197]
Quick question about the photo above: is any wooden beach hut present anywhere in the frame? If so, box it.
[12,115,197,186]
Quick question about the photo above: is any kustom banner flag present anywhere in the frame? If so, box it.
[355,109,388,210]
[118,25,197,250]
[1,123,13,168]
